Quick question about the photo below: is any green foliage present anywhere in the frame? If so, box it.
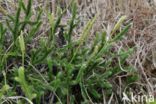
[0,0,138,103]
[18,32,25,66]
[149,101,156,104]
[15,67,36,100]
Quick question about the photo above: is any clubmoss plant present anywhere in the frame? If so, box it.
[0,0,138,103]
